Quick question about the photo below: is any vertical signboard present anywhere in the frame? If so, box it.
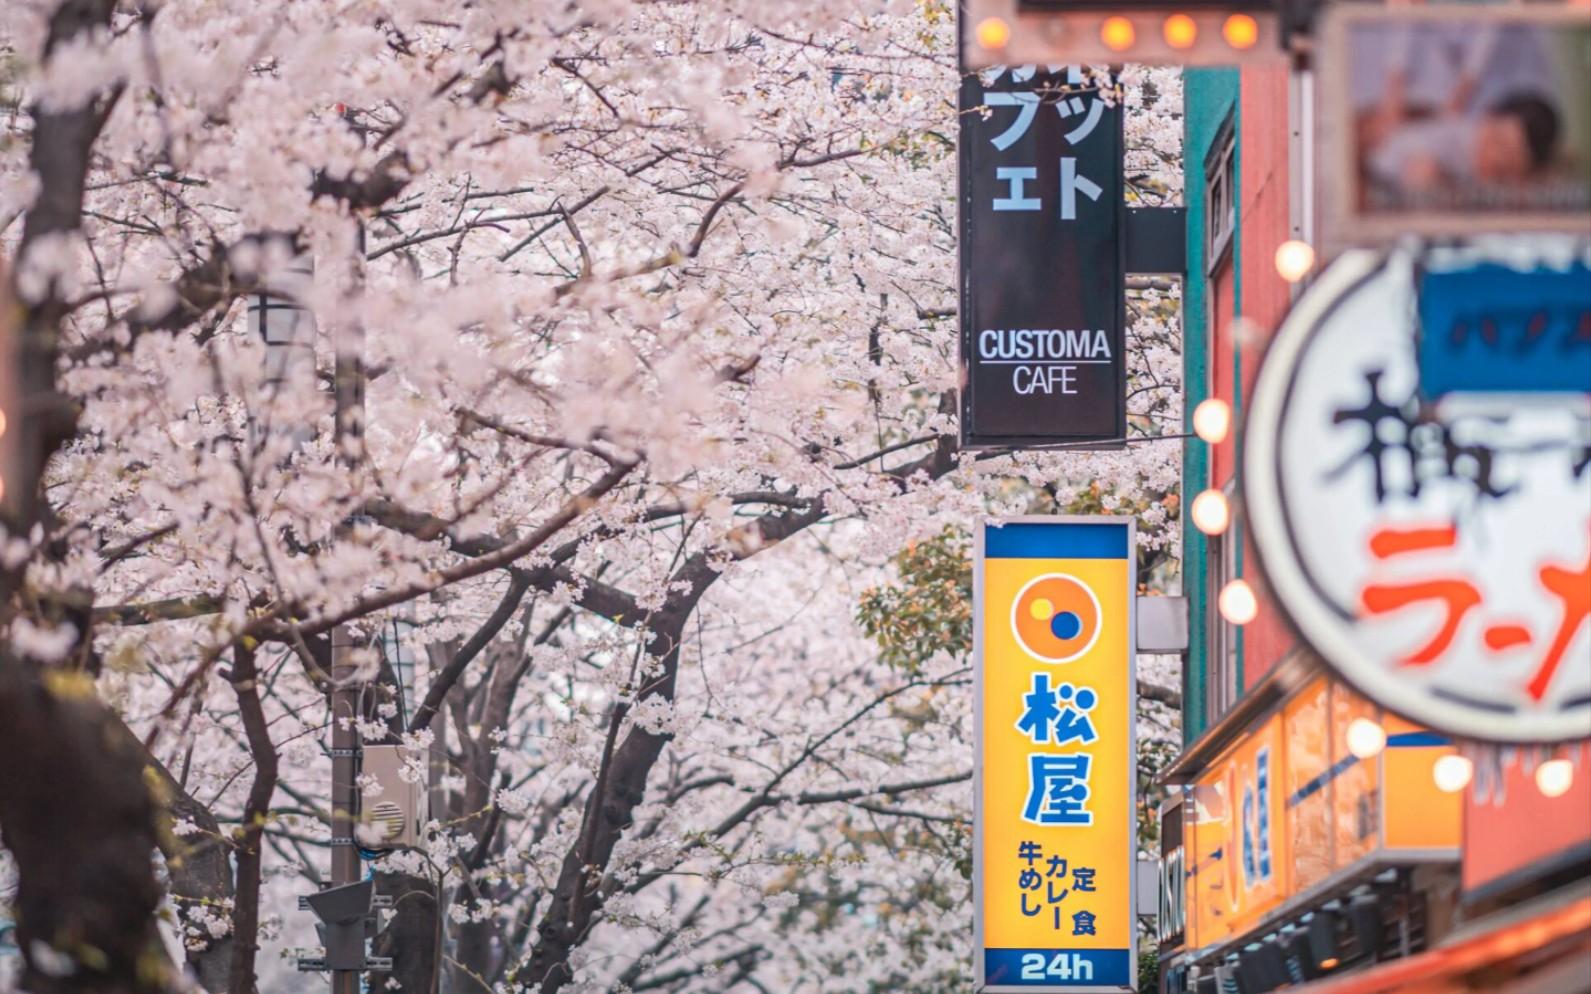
[976,518,1137,991]
[959,65,1127,448]
[1183,717,1289,951]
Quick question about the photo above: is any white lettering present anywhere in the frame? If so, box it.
[1012,365,1079,394]
[978,329,1113,362]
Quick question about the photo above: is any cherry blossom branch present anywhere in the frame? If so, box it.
[287,459,637,638]
[409,568,534,732]
[360,499,643,625]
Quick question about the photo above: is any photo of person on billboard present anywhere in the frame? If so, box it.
[1348,21,1590,213]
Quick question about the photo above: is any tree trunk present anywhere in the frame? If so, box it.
[525,625,686,994]
[143,742,236,993]
[370,873,441,994]
[0,652,176,993]
[225,643,278,994]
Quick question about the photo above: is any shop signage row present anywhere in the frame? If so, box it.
[1178,677,1461,955]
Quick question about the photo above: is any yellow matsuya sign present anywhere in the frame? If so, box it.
[976,518,1138,992]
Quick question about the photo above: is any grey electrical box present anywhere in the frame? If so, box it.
[1136,858,1159,918]
[1137,595,1189,653]
[360,744,429,850]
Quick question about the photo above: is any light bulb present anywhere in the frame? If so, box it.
[975,17,1011,50]
[1192,398,1232,444]
[1163,14,1197,49]
[1432,755,1473,793]
[1347,718,1387,760]
[1537,758,1574,798]
[1223,14,1259,50]
[1191,489,1231,536]
[1101,16,1136,52]
[1218,579,1257,625]
[1275,240,1316,283]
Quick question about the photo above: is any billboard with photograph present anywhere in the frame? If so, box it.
[1318,6,1591,247]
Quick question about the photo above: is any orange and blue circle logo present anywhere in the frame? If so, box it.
[1011,573,1103,664]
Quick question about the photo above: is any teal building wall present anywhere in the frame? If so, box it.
[1179,68,1239,746]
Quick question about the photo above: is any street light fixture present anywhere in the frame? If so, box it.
[246,255,316,390]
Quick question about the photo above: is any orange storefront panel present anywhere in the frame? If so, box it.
[1180,676,1461,956]
[1331,687,1382,870]
[1284,678,1333,891]
[1185,716,1291,950]
[1382,711,1462,852]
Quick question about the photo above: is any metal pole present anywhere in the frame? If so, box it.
[330,625,361,994]
[328,209,369,994]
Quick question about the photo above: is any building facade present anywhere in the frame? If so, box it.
[1160,63,1591,994]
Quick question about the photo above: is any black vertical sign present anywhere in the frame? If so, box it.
[959,65,1126,448]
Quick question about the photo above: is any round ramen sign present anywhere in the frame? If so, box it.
[1245,242,1591,743]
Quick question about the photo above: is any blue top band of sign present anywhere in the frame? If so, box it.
[984,522,1129,560]
[1417,261,1591,397]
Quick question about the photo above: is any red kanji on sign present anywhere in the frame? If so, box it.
[1359,523,1591,701]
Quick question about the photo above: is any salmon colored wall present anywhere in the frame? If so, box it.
[1238,64,1298,690]
[1238,65,1294,408]
[1464,744,1591,895]
[1243,531,1296,688]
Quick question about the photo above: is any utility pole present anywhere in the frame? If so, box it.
[328,212,369,994]
[257,242,376,990]
[328,626,362,994]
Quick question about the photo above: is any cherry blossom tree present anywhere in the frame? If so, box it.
[0,1,1183,991]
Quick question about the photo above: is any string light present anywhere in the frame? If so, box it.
[1163,14,1197,49]
[1101,16,1136,52]
[975,17,1012,50]
[1218,579,1257,625]
[1223,14,1259,49]
[1191,489,1231,536]
[1346,718,1387,760]
[1275,240,1316,283]
[1432,755,1473,793]
[1192,398,1232,445]
[1536,758,1574,798]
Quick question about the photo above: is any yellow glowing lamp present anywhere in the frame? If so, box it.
[1162,14,1197,49]
[1100,15,1136,51]
[1223,13,1259,49]
[976,16,1013,50]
